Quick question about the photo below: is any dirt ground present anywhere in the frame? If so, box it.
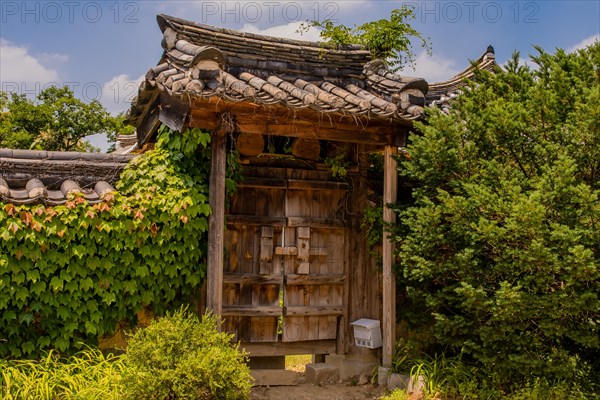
[250,380,387,400]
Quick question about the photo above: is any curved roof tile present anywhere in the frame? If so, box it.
[0,149,133,205]
[127,15,436,136]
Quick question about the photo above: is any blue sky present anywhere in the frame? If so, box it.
[1,1,598,150]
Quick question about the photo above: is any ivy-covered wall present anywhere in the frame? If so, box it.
[0,127,219,358]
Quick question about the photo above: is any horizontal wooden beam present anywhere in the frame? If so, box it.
[225,215,346,229]
[237,178,349,191]
[237,177,287,189]
[188,96,415,147]
[226,215,287,226]
[286,274,345,285]
[237,122,392,145]
[188,109,221,131]
[284,306,344,317]
[223,273,282,285]
[222,305,281,317]
[287,179,348,192]
[274,247,328,257]
[240,339,336,357]
[287,217,345,229]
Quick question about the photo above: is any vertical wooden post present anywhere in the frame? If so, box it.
[207,132,227,320]
[382,145,398,367]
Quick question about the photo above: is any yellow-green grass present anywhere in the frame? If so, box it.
[285,354,311,373]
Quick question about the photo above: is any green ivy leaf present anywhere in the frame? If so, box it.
[80,277,94,291]
[50,276,64,291]
[30,280,46,295]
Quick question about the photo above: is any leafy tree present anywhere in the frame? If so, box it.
[300,5,431,70]
[393,42,600,389]
[0,86,128,152]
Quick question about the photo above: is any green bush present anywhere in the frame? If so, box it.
[393,42,600,390]
[506,378,587,400]
[0,347,124,399]
[121,308,252,400]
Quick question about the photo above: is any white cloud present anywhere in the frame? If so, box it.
[567,34,599,53]
[412,51,460,83]
[38,52,70,64]
[0,39,60,89]
[99,73,145,115]
[241,21,322,42]
[83,73,144,153]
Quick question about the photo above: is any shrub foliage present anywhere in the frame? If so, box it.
[121,309,252,400]
[394,43,600,388]
[0,126,216,358]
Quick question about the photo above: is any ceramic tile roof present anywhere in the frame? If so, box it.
[0,149,134,205]
[128,14,432,131]
[427,45,498,114]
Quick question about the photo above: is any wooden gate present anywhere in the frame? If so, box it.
[222,168,347,353]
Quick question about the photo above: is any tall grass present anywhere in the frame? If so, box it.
[386,343,596,400]
[0,347,125,400]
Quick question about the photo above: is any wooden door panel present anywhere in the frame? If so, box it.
[223,223,282,343]
[282,227,345,342]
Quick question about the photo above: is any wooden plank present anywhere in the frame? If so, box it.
[250,283,280,342]
[287,217,345,229]
[284,306,343,317]
[318,229,341,341]
[339,229,349,354]
[275,246,298,256]
[241,226,259,342]
[259,226,274,275]
[382,146,398,367]
[240,340,336,357]
[286,274,344,286]
[287,180,348,192]
[237,177,287,189]
[222,305,281,317]
[188,109,221,131]
[296,227,310,275]
[223,273,282,285]
[207,132,227,319]
[282,226,304,342]
[250,370,302,386]
[276,247,328,257]
[226,215,287,226]
[254,188,269,218]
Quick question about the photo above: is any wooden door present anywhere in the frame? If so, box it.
[280,225,345,342]
[222,168,347,348]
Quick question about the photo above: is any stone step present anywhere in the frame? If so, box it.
[305,363,340,385]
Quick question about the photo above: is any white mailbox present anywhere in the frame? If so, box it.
[350,318,382,349]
